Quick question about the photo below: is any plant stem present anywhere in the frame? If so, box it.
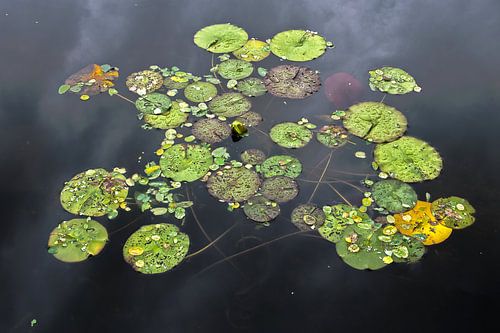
[307,151,333,203]
[186,222,239,259]
[115,92,135,105]
[327,183,353,206]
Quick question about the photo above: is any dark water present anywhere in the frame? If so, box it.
[1,0,500,332]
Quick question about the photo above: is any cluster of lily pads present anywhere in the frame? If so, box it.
[51,23,476,273]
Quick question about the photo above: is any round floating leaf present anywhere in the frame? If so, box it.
[217,59,254,80]
[432,196,476,229]
[60,168,128,217]
[48,219,108,263]
[194,23,248,53]
[243,194,280,222]
[369,67,421,95]
[235,111,263,127]
[318,204,374,244]
[261,176,299,203]
[64,64,119,95]
[159,144,213,182]
[316,125,349,148]
[343,102,407,143]
[264,65,320,99]
[371,179,418,213]
[164,76,190,89]
[291,204,326,231]
[240,149,266,165]
[269,30,327,61]
[260,155,302,178]
[209,92,251,117]
[123,223,189,274]
[379,231,426,264]
[143,100,189,129]
[126,70,164,95]
[236,77,267,97]
[374,136,443,183]
[270,122,312,148]
[192,118,231,143]
[394,201,452,245]
[207,167,261,202]
[233,39,270,62]
[184,81,218,103]
[135,93,172,115]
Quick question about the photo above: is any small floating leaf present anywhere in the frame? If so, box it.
[135,93,172,115]
[184,81,218,103]
[371,179,418,213]
[207,166,261,202]
[192,118,231,144]
[316,125,348,148]
[432,196,476,229]
[269,122,312,148]
[126,70,164,95]
[240,149,266,165]
[236,77,267,97]
[291,204,326,231]
[209,92,251,117]
[58,84,70,94]
[261,176,299,203]
[233,39,270,62]
[216,59,254,80]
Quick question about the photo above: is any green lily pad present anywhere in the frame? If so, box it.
[164,76,190,89]
[240,149,266,165]
[236,77,267,97]
[378,230,426,264]
[432,196,476,229]
[126,70,164,95]
[371,179,418,213]
[260,155,302,178]
[261,176,299,203]
[48,219,108,263]
[318,204,374,244]
[235,111,263,127]
[269,30,327,61]
[369,67,421,95]
[194,23,248,53]
[243,194,280,222]
[135,93,172,115]
[208,92,251,117]
[159,144,213,182]
[291,204,326,231]
[191,118,231,143]
[233,39,270,62]
[343,102,407,143]
[60,168,128,217]
[207,166,261,202]
[316,125,349,148]
[263,65,321,99]
[123,223,189,274]
[270,122,312,148]
[217,59,254,80]
[184,81,218,103]
[374,136,443,183]
[143,100,189,129]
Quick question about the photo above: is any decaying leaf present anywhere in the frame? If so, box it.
[263,65,321,99]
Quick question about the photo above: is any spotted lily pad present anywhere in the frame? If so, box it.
[240,149,266,165]
[343,102,407,143]
[369,67,421,95]
[316,125,349,148]
[235,111,263,126]
[270,122,312,148]
[432,196,476,229]
[291,204,326,231]
[236,77,267,97]
[207,167,261,202]
[135,93,172,115]
[378,230,426,264]
[261,176,299,203]
[269,30,327,61]
[217,59,254,80]
[48,219,108,263]
[126,70,164,95]
[194,23,248,53]
[164,76,190,89]
[243,194,280,222]
[60,168,128,217]
[209,92,251,117]
[260,155,302,178]
[159,144,213,182]
[371,179,418,213]
[184,81,218,103]
[123,223,189,274]
[263,65,320,99]
[192,118,231,143]
[374,136,443,183]
[143,100,189,129]
[64,64,119,95]
[233,39,270,62]
[318,204,374,244]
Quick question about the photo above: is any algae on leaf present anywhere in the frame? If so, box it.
[126,70,164,95]
[316,125,349,148]
[291,204,326,231]
[194,23,248,53]
[207,166,261,202]
[270,122,312,148]
[432,196,476,229]
[270,30,327,61]
[371,179,418,213]
[184,81,218,103]
[235,111,263,127]
[261,176,299,203]
[159,144,213,182]
[192,118,231,143]
[236,77,267,97]
[217,59,254,80]
[243,194,280,222]
[318,204,374,244]
[264,65,321,99]
[135,93,172,115]
[143,100,189,129]
[369,66,421,95]
[209,92,251,117]
[260,155,302,178]
[240,149,266,165]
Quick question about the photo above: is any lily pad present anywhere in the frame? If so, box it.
[371,179,418,213]
[235,111,263,127]
[192,118,231,143]
[369,67,421,95]
[159,144,213,182]
[209,92,251,117]
[318,204,374,243]
[236,77,267,97]
[207,167,261,202]
[64,64,119,95]
[260,155,302,178]
[264,65,321,99]
[123,223,189,274]
[143,100,189,129]
[243,194,280,222]
[261,176,299,203]
[126,70,164,95]
[291,204,326,231]
[374,136,443,183]
[270,122,312,148]
[60,168,128,217]
[217,59,254,80]
[432,196,476,229]
[379,231,426,264]
[194,23,248,53]
[316,125,349,148]
[269,30,327,61]
[343,102,407,143]
[48,219,108,263]
[240,149,266,165]
[233,39,270,62]
[164,76,190,89]
[135,93,172,115]
[184,81,218,103]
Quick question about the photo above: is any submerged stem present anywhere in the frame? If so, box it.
[186,222,239,258]
[307,151,333,203]
[115,92,135,105]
